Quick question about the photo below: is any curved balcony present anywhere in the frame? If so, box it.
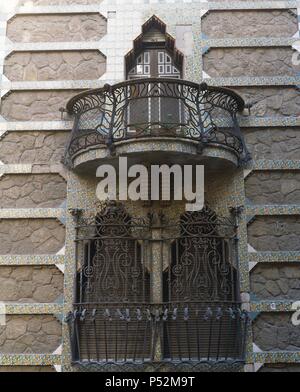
[64,78,250,171]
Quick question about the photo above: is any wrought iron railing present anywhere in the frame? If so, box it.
[67,302,249,367]
[67,203,249,370]
[64,78,250,167]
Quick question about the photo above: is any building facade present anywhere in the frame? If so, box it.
[0,0,299,372]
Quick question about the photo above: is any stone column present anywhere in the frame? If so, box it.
[150,212,164,362]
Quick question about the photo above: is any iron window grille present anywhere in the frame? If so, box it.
[66,203,249,369]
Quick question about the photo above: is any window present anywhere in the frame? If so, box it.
[67,203,248,366]
[126,49,183,136]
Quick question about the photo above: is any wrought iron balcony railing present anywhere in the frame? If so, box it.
[67,302,249,370]
[64,78,250,168]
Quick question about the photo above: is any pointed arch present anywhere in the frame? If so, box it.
[125,15,184,76]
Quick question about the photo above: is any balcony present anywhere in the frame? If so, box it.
[66,203,249,372]
[64,78,250,171]
[67,302,249,372]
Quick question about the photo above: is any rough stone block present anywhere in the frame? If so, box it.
[253,313,300,351]
[248,216,300,251]
[0,131,68,164]
[245,171,300,205]
[0,219,65,255]
[1,91,78,121]
[7,13,106,43]
[4,51,106,81]
[0,174,66,208]
[202,10,297,38]
[251,264,300,300]
[0,266,63,303]
[0,315,61,354]
[234,87,300,118]
[243,127,300,160]
[204,48,298,77]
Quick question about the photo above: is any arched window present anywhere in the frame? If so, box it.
[78,209,150,304]
[165,206,239,303]
[162,206,241,361]
[73,204,152,362]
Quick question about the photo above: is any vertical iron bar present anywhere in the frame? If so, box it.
[142,241,146,302]
[225,309,235,360]
[229,240,235,302]
[133,317,140,362]
[93,315,100,362]
[175,310,182,361]
[185,317,191,360]
[125,240,128,300]
[151,317,157,361]
[134,240,138,302]
[74,316,81,361]
[84,319,90,362]
[175,240,179,302]
[104,317,108,362]
[241,314,248,360]
[165,317,172,361]
[142,317,149,362]
[195,309,201,361]
[124,319,129,362]
[115,315,118,362]
[168,240,172,302]
[233,309,241,360]
[87,240,91,303]
[216,311,223,361]
[207,316,213,361]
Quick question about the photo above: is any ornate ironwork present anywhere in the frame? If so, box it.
[67,303,249,365]
[67,203,248,367]
[168,208,239,303]
[64,78,250,167]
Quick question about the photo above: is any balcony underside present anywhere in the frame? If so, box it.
[71,137,240,173]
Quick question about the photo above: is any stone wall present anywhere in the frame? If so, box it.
[233,87,300,117]
[7,13,106,43]
[0,131,68,164]
[0,315,61,354]
[0,219,65,254]
[253,313,300,351]
[248,216,300,251]
[1,90,79,121]
[259,364,300,372]
[0,266,63,303]
[0,366,55,372]
[19,0,101,4]
[4,51,106,81]
[245,171,300,204]
[0,174,66,208]
[202,10,297,38]
[204,47,298,77]
[251,264,300,300]
[243,127,300,161]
